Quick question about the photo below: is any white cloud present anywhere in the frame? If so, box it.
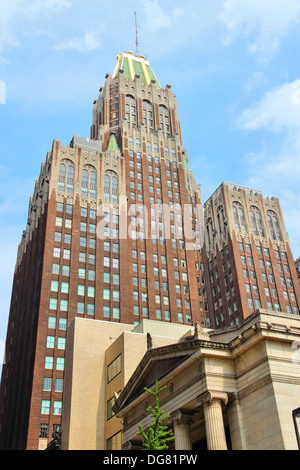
[237,80,300,132]
[0,0,71,54]
[142,0,184,32]
[219,0,300,61]
[236,80,300,256]
[54,32,102,52]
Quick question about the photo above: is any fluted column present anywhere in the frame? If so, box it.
[169,410,193,450]
[197,391,228,450]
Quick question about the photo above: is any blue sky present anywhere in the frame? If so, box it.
[0,0,300,353]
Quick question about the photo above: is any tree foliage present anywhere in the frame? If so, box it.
[138,380,175,450]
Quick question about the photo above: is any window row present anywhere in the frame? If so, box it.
[41,400,62,415]
[43,377,63,393]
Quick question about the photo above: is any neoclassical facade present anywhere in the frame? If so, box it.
[114,309,300,450]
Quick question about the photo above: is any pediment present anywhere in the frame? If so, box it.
[114,339,201,414]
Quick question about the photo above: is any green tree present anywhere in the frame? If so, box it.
[138,380,175,450]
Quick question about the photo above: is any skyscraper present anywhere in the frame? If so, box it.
[203,182,300,329]
[0,52,209,450]
[0,51,299,451]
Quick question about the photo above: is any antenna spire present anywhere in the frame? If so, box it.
[134,11,139,56]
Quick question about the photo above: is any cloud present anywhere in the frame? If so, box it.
[236,80,300,256]
[237,79,300,133]
[142,0,184,32]
[219,0,300,61]
[54,32,102,52]
[0,0,71,54]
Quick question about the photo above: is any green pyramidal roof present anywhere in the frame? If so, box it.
[112,52,161,89]
[107,133,120,151]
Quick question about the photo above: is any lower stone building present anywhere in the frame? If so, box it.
[60,309,300,450]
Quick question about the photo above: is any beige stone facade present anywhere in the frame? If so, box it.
[61,317,195,450]
[114,309,300,450]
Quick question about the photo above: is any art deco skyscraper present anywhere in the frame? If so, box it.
[203,182,300,329]
[0,52,208,450]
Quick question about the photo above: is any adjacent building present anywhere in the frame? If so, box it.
[203,182,300,329]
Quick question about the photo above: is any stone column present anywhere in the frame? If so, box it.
[197,391,228,450]
[169,410,193,450]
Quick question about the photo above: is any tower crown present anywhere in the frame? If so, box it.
[112,51,161,89]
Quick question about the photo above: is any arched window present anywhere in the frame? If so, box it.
[111,176,118,204]
[58,159,74,193]
[154,143,158,153]
[58,163,66,192]
[82,169,88,197]
[90,171,96,199]
[81,165,97,199]
[267,210,282,241]
[67,165,74,194]
[164,146,169,156]
[104,171,119,204]
[136,138,141,148]
[250,206,264,237]
[232,202,247,233]
[158,105,170,135]
[147,141,151,151]
[104,174,110,202]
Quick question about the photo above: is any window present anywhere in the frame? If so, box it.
[59,318,67,330]
[104,170,118,204]
[43,377,52,391]
[77,302,84,314]
[107,355,121,383]
[103,289,110,300]
[41,400,51,415]
[107,396,117,420]
[55,378,63,392]
[53,401,62,415]
[48,317,56,329]
[57,337,65,350]
[232,202,247,233]
[62,265,69,276]
[112,307,120,319]
[88,286,95,298]
[267,210,282,241]
[39,424,49,438]
[250,206,264,237]
[58,159,74,193]
[56,357,65,370]
[49,298,57,310]
[46,336,55,348]
[78,268,85,279]
[112,290,119,301]
[45,356,53,369]
[82,165,97,199]
[87,304,95,315]
[61,282,69,294]
[103,306,110,317]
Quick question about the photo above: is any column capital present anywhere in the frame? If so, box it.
[196,390,228,408]
[168,409,193,427]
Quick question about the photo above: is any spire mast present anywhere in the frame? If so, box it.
[134,11,139,57]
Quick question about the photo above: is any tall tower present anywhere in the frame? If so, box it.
[203,182,300,328]
[0,52,208,450]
